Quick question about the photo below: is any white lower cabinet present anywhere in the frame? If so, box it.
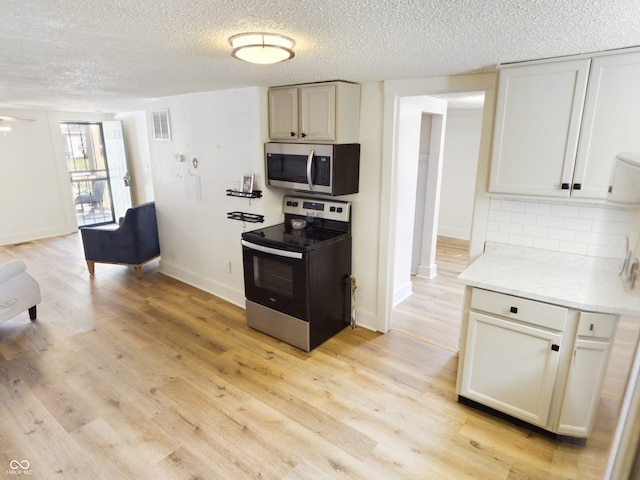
[557,339,610,436]
[461,311,562,427]
[458,288,618,439]
[557,312,618,437]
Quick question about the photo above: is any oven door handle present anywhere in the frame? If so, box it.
[241,240,303,259]
[306,149,315,190]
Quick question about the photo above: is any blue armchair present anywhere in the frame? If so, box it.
[80,202,160,280]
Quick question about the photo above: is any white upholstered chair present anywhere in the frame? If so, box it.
[0,260,41,325]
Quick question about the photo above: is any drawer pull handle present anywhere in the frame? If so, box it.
[510,306,518,314]
[551,344,560,352]
[589,323,594,331]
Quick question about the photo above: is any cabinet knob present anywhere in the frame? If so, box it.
[551,344,560,352]
[573,183,582,190]
[301,132,307,138]
[561,183,570,190]
[290,132,296,137]
[510,306,518,314]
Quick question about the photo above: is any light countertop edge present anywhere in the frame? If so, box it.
[458,245,640,317]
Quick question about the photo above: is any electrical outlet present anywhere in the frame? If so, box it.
[224,260,231,273]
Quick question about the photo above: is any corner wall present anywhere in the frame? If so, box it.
[145,87,284,307]
[0,109,111,246]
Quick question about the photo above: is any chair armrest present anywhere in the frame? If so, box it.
[80,223,139,264]
[0,261,27,284]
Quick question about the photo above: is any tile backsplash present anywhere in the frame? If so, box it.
[486,198,640,259]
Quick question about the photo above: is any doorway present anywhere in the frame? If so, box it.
[388,91,485,346]
[60,121,132,227]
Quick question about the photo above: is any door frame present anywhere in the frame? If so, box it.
[377,74,497,333]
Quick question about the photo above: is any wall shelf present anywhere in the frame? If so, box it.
[226,211,264,223]
[226,189,262,199]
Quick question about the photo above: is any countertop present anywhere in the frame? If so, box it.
[458,243,640,317]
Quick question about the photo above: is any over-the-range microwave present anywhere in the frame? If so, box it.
[265,142,360,196]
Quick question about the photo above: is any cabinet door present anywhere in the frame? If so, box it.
[269,87,298,140]
[461,312,563,427]
[557,339,610,437]
[300,84,336,141]
[489,60,590,196]
[572,52,640,199]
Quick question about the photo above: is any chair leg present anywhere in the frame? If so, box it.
[28,305,37,321]
[86,260,95,275]
[134,265,142,280]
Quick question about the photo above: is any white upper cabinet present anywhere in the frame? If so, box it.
[268,82,360,143]
[489,59,590,197]
[573,51,640,200]
[268,87,298,140]
[489,49,640,201]
[299,84,336,142]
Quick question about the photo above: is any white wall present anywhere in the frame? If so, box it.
[145,87,284,307]
[437,109,482,240]
[411,115,432,275]
[0,109,111,246]
[348,81,384,330]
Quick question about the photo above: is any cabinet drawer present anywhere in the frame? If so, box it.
[577,312,618,339]
[471,288,568,331]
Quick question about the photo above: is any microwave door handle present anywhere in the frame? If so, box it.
[306,149,315,190]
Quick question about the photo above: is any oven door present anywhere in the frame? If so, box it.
[241,240,309,321]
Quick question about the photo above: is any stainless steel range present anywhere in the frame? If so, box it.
[241,195,352,351]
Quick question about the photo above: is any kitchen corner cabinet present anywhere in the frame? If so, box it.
[489,50,640,200]
[268,82,360,143]
[458,288,618,439]
[557,312,618,437]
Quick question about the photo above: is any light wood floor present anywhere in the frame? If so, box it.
[392,236,470,353]
[0,233,636,479]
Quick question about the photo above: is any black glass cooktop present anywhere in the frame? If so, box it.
[242,222,349,251]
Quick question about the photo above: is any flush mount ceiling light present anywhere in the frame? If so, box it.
[229,32,295,65]
[0,115,34,134]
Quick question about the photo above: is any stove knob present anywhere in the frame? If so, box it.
[337,207,343,213]
[330,206,336,212]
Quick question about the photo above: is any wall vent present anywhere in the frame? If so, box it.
[152,109,171,141]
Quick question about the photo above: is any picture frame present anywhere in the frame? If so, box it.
[241,174,254,193]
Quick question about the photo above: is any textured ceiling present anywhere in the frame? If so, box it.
[1,0,639,112]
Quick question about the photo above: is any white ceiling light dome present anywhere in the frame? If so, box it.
[229,32,295,65]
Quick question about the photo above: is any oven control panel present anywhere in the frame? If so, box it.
[283,195,351,222]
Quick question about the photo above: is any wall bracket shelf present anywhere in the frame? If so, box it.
[226,211,264,223]
[226,189,262,199]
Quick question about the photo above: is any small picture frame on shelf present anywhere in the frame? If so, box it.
[242,174,254,193]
